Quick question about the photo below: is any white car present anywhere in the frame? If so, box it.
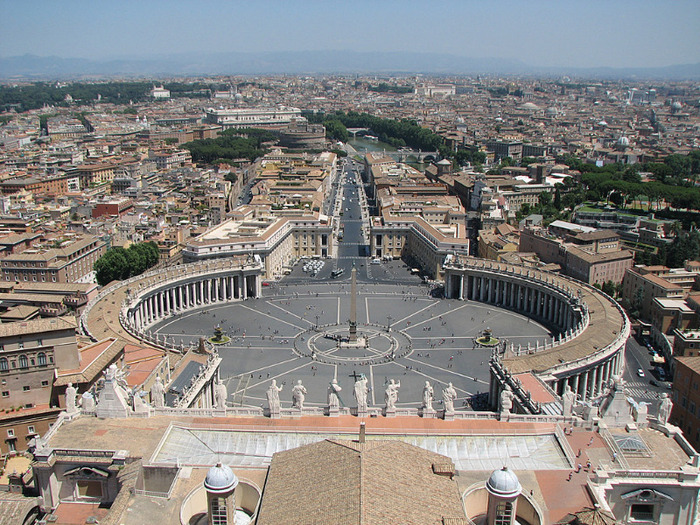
[637,368,645,377]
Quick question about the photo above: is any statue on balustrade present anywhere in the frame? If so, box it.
[658,393,673,426]
[328,379,342,409]
[422,381,434,410]
[499,385,514,414]
[292,380,307,410]
[151,376,165,408]
[267,379,283,413]
[384,379,400,410]
[442,382,457,413]
[214,379,228,409]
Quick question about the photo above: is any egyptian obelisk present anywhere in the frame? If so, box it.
[349,263,358,342]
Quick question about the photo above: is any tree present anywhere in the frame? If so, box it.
[554,186,562,210]
[538,191,552,207]
[601,280,616,297]
[93,242,159,286]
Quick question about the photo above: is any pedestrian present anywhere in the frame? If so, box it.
[577,448,581,457]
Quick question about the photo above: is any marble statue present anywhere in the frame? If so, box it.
[133,390,149,413]
[384,379,400,410]
[328,379,342,409]
[65,383,78,413]
[292,380,307,410]
[442,382,457,413]
[562,383,576,417]
[422,381,434,410]
[499,385,514,414]
[658,393,673,425]
[81,391,95,413]
[214,379,228,409]
[151,376,165,408]
[267,379,283,412]
[354,375,369,412]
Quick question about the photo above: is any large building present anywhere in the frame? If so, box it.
[204,106,302,128]
[182,211,333,278]
[0,235,105,284]
[520,226,634,285]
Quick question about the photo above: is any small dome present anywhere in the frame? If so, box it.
[598,120,608,127]
[437,159,452,166]
[486,467,522,498]
[520,102,540,111]
[617,136,630,147]
[672,101,682,110]
[546,106,557,116]
[204,463,239,494]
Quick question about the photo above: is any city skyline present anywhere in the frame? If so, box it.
[1,0,699,72]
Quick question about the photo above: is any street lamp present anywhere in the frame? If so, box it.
[387,315,393,332]
[315,314,320,329]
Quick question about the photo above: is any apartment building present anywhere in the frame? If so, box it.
[519,227,634,286]
[478,223,520,260]
[670,356,700,451]
[0,235,106,284]
[622,266,693,321]
[0,316,78,412]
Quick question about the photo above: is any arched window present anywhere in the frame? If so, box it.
[37,353,47,366]
[0,358,7,371]
[18,355,28,369]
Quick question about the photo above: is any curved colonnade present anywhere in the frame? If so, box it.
[80,257,265,353]
[443,256,630,405]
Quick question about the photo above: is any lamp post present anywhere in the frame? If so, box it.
[387,315,393,332]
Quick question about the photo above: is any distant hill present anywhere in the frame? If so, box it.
[1,51,699,80]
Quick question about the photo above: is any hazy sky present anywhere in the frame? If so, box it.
[2,0,699,68]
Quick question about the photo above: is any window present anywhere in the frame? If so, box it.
[0,358,7,371]
[37,353,46,366]
[1,391,8,397]
[630,503,654,521]
[494,501,514,525]
[6,429,14,437]
[22,386,30,392]
[41,380,49,387]
[27,425,35,434]
[18,342,24,350]
[18,355,28,369]
[210,496,228,525]
[37,339,43,347]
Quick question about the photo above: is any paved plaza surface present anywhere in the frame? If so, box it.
[152,269,552,412]
[152,162,552,411]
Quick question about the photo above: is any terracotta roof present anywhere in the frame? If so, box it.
[0,493,40,525]
[256,439,466,525]
[55,338,124,386]
[0,316,76,338]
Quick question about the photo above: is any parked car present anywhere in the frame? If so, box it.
[637,368,645,377]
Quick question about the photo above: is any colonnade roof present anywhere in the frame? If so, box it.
[503,276,625,375]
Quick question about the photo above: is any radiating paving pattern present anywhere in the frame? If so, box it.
[152,426,569,471]
[152,282,551,409]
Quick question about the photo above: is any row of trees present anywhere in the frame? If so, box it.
[0,81,215,112]
[183,128,277,165]
[93,242,160,286]
[305,111,445,152]
[368,83,413,94]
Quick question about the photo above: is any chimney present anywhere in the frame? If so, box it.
[359,422,366,443]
